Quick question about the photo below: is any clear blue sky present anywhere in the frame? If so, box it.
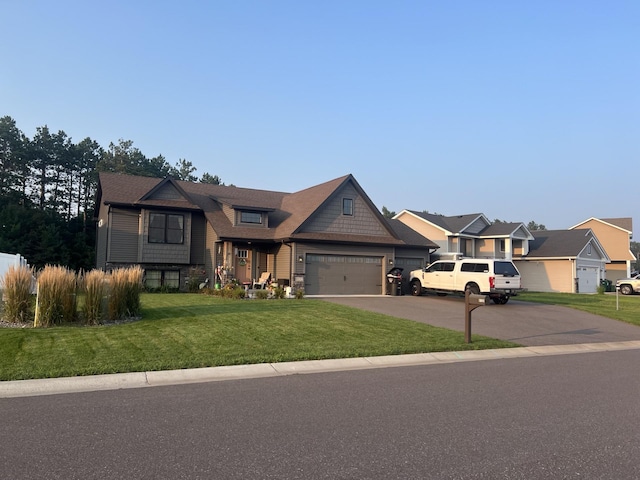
[2,1,638,236]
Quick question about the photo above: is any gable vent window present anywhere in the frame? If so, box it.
[149,213,184,244]
[342,198,354,216]
[587,244,592,255]
[240,211,262,224]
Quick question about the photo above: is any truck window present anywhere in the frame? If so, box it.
[442,262,455,272]
[494,261,519,276]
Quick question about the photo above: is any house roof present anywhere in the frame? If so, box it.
[480,222,533,238]
[97,172,436,248]
[526,229,608,260]
[405,211,486,234]
[570,217,633,234]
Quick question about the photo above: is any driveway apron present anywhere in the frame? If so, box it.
[323,295,640,346]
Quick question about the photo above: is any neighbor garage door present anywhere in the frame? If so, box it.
[577,266,599,293]
[305,254,383,295]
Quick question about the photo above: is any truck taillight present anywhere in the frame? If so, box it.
[489,276,495,289]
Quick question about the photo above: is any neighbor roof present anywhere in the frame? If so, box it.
[406,211,486,234]
[526,229,603,258]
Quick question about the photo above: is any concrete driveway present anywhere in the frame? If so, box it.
[323,294,640,346]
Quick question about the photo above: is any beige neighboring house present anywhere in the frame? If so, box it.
[569,218,635,282]
[514,229,609,293]
[393,210,534,260]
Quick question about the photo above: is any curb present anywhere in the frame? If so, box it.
[3,341,640,398]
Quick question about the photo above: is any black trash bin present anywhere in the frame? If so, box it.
[600,279,613,292]
[386,267,403,296]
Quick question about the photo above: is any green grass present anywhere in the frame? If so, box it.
[0,293,517,381]
[518,291,640,326]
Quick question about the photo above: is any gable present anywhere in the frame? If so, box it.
[146,182,187,201]
[299,182,390,236]
[462,216,490,235]
[571,218,634,261]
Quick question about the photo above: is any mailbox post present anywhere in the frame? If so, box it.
[465,289,490,343]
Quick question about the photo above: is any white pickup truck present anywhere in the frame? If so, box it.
[409,258,522,304]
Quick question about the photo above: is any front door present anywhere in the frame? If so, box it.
[234,249,251,283]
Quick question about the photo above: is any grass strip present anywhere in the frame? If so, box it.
[0,294,517,380]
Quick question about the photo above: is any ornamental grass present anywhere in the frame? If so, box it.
[0,265,34,324]
[34,265,77,327]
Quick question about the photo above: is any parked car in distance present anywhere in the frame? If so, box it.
[616,274,640,295]
[409,258,522,304]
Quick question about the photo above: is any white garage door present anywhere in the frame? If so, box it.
[578,266,599,293]
[305,254,383,295]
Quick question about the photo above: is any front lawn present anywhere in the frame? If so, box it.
[518,291,640,326]
[0,294,517,381]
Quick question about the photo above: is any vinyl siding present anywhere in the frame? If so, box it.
[96,203,110,269]
[575,220,634,261]
[463,217,489,235]
[515,260,574,293]
[395,212,448,246]
[108,208,140,263]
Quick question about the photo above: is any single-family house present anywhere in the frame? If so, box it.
[569,217,635,282]
[514,229,610,293]
[392,210,534,260]
[95,173,438,295]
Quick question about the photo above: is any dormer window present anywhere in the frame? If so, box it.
[240,211,263,225]
[342,198,354,216]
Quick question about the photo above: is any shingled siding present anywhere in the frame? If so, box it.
[108,208,140,263]
[302,184,388,236]
[140,210,191,264]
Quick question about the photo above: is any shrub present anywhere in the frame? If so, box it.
[272,287,285,299]
[82,269,107,325]
[295,289,305,299]
[0,265,34,324]
[255,289,269,300]
[34,265,77,327]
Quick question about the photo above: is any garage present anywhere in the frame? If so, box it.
[304,254,383,295]
[577,265,599,293]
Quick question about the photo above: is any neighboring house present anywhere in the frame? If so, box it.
[569,217,635,282]
[514,229,610,293]
[392,210,534,260]
[95,173,438,295]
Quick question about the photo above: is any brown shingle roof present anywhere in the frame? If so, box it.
[97,172,436,248]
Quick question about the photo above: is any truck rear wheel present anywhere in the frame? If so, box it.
[411,280,422,296]
[465,283,480,295]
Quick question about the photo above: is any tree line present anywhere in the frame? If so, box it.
[0,115,224,271]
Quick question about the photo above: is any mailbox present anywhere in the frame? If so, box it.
[467,294,489,306]
[464,289,489,343]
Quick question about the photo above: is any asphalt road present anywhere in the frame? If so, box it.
[324,295,640,346]
[2,349,640,479]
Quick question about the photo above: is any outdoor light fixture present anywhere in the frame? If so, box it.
[298,255,304,263]
[388,258,394,265]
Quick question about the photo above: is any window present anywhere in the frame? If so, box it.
[237,249,248,259]
[342,198,353,216]
[240,211,262,224]
[144,270,180,289]
[149,213,184,244]
[499,239,506,252]
[587,244,592,255]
